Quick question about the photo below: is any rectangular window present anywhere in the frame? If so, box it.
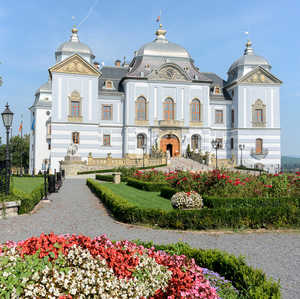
[48,143,51,150]
[230,138,234,150]
[216,138,223,149]
[255,109,263,122]
[102,105,112,120]
[231,109,234,124]
[71,101,80,117]
[103,134,111,146]
[256,139,263,154]
[72,132,79,144]
[215,110,223,124]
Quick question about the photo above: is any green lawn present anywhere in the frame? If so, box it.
[102,182,173,211]
[12,177,44,194]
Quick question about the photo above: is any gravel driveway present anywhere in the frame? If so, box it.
[0,179,299,299]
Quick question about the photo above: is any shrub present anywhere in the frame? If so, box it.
[127,177,168,192]
[171,191,203,209]
[95,174,114,182]
[160,186,177,199]
[87,179,300,230]
[12,183,45,214]
[134,241,281,298]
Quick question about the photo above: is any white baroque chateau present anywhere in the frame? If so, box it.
[29,25,281,174]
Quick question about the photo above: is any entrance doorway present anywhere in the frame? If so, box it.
[166,144,173,157]
[160,134,180,157]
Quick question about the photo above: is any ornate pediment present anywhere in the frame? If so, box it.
[49,54,101,77]
[148,64,189,81]
[239,66,282,85]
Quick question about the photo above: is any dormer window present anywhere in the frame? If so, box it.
[105,80,113,89]
[214,86,221,94]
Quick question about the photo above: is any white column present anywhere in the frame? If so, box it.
[181,88,184,120]
[88,79,92,121]
[270,88,274,128]
[58,78,62,119]
[117,103,120,122]
[243,88,247,127]
[154,87,157,119]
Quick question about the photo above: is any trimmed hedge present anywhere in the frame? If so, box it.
[77,164,167,175]
[133,241,281,298]
[87,178,300,230]
[95,174,114,182]
[160,186,177,199]
[12,183,45,214]
[127,177,168,192]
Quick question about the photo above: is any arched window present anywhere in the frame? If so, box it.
[137,134,146,148]
[191,99,201,121]
[191,134,200,150]
[252,99,266,127]
[136,97,147,121]
[256,138,263,154]
[163,98,175,120]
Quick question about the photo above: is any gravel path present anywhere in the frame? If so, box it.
[0,179,299,299]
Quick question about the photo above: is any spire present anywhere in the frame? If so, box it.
[70,26,79,42]
[244,39,254,55]
[155,24,167,41]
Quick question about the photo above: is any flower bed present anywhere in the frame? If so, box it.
[0,233,249,298]
[131,169,300,199]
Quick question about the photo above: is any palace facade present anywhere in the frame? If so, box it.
[29,24,281,173]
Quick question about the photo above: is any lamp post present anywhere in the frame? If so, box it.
[142,144,146,168]
[211,139,221,169]
[239,144,245,167]
[1,103,14,195]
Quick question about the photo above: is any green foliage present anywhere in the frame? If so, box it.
[160,186,177,199]
[87,179,300,230]
[103,182,172,211]
[132,240,281,298]
[77,164,167,175]
[95,174,114,182]
[0,135,30,168]
[13,182,45,214]
[12,177,44,194]
[127,177,168,192]
[0,248,69,298]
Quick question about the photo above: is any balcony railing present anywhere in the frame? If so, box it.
[250,147,269,160]
[158,120,184,127]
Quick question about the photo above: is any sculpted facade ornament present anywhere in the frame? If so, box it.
[240,68,281,84]
[50,54,101,76]
[148,65,188,81]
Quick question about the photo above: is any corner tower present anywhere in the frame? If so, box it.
[225,40,282,171]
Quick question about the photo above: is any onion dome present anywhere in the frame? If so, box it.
[136,24,190,59]
[227,40,271,82]
[55,27,95,63]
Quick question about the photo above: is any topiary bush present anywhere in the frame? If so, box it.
[171,191,203,209]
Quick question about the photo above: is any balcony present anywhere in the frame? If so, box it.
[158,120,184,127]
[250,148,269,160]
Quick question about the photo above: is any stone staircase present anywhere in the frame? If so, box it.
[158,157,212,172]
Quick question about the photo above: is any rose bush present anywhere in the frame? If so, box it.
[0,233,228,298]
[171,191,203,209]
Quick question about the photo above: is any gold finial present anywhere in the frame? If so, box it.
[246,39,252,48]
[155,23,167,39]
[244,39,254,55]
[72,26,78,34]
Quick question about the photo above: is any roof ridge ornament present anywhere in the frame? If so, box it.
[244,39,254,55]
[70,26,79,43]
[155,24,167,41]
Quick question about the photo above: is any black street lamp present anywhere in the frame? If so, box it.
[1,103,14,195]
[239,144,245,167]
[211,139,221,169]
[142,144,147,168]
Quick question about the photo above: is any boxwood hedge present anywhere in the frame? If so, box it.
[134,241,281,298]
[87,179,300,230]
[127,177,168,192]
[12,183,45,214]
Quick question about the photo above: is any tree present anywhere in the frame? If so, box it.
[0,134,30,169]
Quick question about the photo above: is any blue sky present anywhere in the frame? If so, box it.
[0,0,299,156]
